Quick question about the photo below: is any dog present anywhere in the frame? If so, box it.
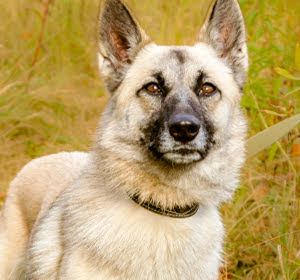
[0,0,248,279]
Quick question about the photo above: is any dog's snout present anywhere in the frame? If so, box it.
[168,114,200,143]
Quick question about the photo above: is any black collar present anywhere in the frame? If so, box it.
[130,194,199,218]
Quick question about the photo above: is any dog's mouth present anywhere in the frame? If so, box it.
[162,149,205,165]
[147,146,207,165]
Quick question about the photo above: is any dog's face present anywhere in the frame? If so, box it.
[103,44,243,166]
[97,0,248,167]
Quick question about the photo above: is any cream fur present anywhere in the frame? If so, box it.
[22,154,224,279]
[0,152,88,279]
[0,0,248,279]
[0,150,225,279]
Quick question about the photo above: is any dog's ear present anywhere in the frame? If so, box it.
[98,0,151,93]
[197,0,248,89]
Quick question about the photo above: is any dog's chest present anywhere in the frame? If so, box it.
[70,202,223,280]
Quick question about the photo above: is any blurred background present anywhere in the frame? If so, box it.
[0,0,299,278]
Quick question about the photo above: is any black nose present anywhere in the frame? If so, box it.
[168,114,200,143]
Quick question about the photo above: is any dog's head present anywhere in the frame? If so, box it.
[95,0,248,205]
[97,0,247,164]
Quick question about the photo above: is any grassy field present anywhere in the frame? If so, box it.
[0,0,299,278]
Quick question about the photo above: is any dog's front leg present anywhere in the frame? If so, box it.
[58,249,120,280]
[24,203,64,280]
[26,211,119,280]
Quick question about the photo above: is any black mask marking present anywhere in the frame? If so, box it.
[140,96,178,160]
[140,79,216,164]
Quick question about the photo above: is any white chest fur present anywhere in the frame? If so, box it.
[61,189,224,280]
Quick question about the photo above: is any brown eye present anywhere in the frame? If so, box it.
[200,83,216,96]
[145,83,160,94]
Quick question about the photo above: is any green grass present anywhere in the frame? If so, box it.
[0,0,299,278]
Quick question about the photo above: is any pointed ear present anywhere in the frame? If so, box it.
[197,0,248,89]
[98,0,151,93]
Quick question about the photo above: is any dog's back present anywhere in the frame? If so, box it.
[0,152,88,279]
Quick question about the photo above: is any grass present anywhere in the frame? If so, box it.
[0,0,299,278]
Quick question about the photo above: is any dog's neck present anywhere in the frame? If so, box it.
[90,146,200,210]
[129,193,199,218]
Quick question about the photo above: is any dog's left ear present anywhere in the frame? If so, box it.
[98,0,151,93]
[197,0,248,89]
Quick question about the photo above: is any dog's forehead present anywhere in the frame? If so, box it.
[129,44,234,86]
[120,44,241,105]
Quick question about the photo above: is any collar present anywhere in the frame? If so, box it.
[130,194,199,218]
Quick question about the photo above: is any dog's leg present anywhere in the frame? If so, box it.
[58,249,120,280]
[0,192,29,280]
[0,152,89,279]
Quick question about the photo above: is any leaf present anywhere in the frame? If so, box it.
[258,0,265,17]
[295,43,300,72]
[0,192,6,199]
[56,136,73,144]
[291,144,300,157]
[284,87,300,97]
[22,32,32,40]
[272,77,282,96]
[261,110,286,117]
[267,143,278,162]
[247,10,258,26]
[274,67,300,81]
[246,114,300,158]
[265,19,274,33]
[255,28,264,42]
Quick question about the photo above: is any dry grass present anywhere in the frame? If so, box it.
[0,0,299,278]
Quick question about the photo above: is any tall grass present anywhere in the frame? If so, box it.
[0,0,299,278]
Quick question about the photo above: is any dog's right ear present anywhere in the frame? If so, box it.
[98,0,151,93]
[197,0,248,90]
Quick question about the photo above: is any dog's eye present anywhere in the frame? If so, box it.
[144,83,161,95]
[200,83,216,96]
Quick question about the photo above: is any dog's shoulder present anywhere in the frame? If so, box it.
[9,151,89,229]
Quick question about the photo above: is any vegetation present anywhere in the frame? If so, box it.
[0,0,299,278]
